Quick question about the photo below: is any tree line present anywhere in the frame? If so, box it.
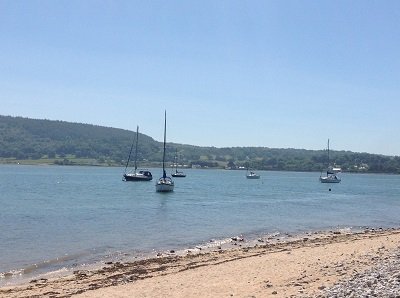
[0,115,399,173]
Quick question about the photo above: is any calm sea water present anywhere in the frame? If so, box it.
[1,165,399,286]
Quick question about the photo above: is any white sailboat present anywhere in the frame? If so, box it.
[319,139,341,183]
[246,171,260,179]
[156,111,175,192]
[123,126,152,181]
[171,149,186,178]
[246,168,260,179]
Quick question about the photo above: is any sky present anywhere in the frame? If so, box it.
[1,1,400,156]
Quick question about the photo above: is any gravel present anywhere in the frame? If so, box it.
[317,249,400,298]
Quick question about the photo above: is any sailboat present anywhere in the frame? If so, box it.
[246,166,260,179]
[123,126,153,182]
[156,111,175,192]
[246,170,260,179]
[171,149,186,178]
[319,139,341,183]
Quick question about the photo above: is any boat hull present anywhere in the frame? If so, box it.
[155,183,174,192]
[155,177,174,192]
[123,171,153,181]
[246,175,260,179]
[123,174,152,181]
[172,172,186,178]
[319,176,341,183]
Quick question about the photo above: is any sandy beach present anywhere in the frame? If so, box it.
[1,229,399,298]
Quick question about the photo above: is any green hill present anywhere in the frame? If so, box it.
[0,115,399,173]
[0,115,160,166]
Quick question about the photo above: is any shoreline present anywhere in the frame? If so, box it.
[0,163,396,175]
[0,226,374,288]
[0,227,332,287]
[2,228,400,297]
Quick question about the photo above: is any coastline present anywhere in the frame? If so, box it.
[2,228,399,298]
[0,163,396,175]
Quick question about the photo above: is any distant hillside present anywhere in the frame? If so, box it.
[0,115,160,165]
[0,115,399,173]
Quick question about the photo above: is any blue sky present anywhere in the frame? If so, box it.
[1,1,400,155]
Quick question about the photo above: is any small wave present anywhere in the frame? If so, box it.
[0,251,91,287]
[0,269,23,280]
[22,252,87,274]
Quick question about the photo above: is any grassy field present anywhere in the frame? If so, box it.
[0,157,116,166]
[0,157,172,168]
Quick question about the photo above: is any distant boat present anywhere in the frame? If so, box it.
[171,149,186,178]
[246,168,260,179]
[123,126,152,182]
[156,111,174,192]
[320,174,341,183]
[319,139,341,183]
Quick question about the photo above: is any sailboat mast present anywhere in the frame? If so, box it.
[162,111,167,178]
[124,129,136,174]
[327,138,330,166]
[175,149,178,173]
[134,126,139,172]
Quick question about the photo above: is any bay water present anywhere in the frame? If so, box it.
[1,165,399,286]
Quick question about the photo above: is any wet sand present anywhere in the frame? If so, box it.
[1,229,399,298]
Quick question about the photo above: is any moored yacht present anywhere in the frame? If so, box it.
[123,126,152,182]
[246,170,260,179]
[171,149,186,178]
[319,139,341,183]
[156,111,174,192]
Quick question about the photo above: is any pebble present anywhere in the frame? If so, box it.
[317,249,400,298]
